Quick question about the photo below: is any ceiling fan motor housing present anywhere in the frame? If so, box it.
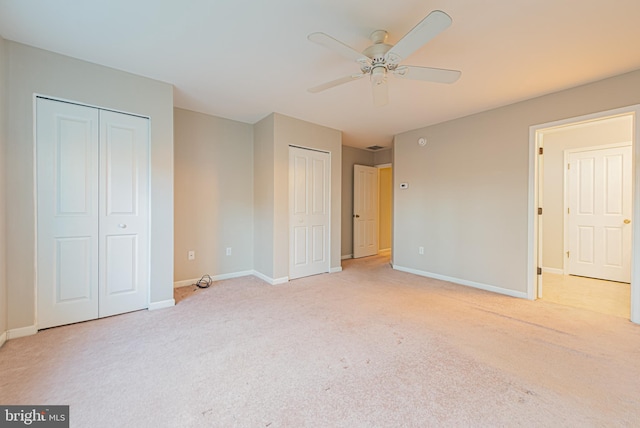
[362,30,396,76]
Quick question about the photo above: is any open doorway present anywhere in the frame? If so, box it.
[378,165,392,260]
[529,107,639,321]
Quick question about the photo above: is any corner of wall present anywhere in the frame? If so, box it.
[0,35,8,342]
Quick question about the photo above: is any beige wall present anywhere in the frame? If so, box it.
[5,41,174,330]
[379,167,392,251]
[542,115,633,270]
[394,69,640,296]
[0,36,6,340]
[174,108,253,282]
[374,148,393,165]
[253,114,276,278]
[341,146,374,257]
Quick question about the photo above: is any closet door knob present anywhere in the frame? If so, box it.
[118,223,127,228]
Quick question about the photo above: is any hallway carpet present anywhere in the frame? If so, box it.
[2,255,639,427]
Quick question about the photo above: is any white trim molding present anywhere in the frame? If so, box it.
[252,270,289,285]
[7,325,38,339]
[174,270,254,288]
[341,254,353,260]
[0,331,6,348]
[542,267,564,275]
[148,299,175,311]
[330,266,343,273]
[393,265,528,299]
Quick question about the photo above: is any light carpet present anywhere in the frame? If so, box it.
[1,255,639,427]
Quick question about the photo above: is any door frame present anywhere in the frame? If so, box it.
[563,142,632,276]
[528,104,640,323]
[33,94,152,328]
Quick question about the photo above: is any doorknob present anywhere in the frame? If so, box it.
[118,223,127,228]
[353,214,360,218]
[624,219,631,224]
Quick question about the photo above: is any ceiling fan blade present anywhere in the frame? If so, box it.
[393,65,461,83]
[385,10,452,65]
[308,32,371,65]
[308,73,365,93]
[372,79,389,107]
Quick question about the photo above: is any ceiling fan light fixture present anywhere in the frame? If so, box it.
[371,66,387,86]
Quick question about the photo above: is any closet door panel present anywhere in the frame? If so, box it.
[37,99,99,329]
[99,110,149,317]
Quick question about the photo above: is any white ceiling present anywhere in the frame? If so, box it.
[1,1,640,149]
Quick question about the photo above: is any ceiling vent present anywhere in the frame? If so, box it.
[366,145,385,151]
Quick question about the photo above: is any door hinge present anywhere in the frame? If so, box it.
[567,163,570,170]
[538,207,543,215]
[567,207,570,214]
[566,251,570,258]
[538,147,543,155]
[537,267,542,275]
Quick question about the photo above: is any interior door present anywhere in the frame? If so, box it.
[289,146,330,280]
[353,164,378,258]
[99,110,150,316]
[37,98,100,329]
[568,145,632,282]
[37,98,150,329]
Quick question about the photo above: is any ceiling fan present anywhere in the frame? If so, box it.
[307,10,461,106]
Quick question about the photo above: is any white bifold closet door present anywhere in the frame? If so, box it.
[37,98,149,329]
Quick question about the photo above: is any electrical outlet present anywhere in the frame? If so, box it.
[418,246,424,255]
[226,247,232,256]
[188,250,195,260]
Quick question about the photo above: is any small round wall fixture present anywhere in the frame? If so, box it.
[418,137,427,146]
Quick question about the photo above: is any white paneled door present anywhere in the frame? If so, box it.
[99,110,149,317]
[568,145,632,283]
[353,164,378,258]
[37,98,149,329]
[289,146,330,280]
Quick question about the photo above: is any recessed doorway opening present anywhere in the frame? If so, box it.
[529,106,640,322]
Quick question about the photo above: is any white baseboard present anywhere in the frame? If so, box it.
[330,266,343,273]
[542,267,564,275]
[341,254,353,260]
[7,325,38,339]
[378,248,391,253]
[174,270,254,288]
[0,331,6,348]
[393,265,528,299]
[252,270,289,285]
[148,299,175,311]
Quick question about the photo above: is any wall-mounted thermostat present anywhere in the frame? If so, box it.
[400,183,409,189]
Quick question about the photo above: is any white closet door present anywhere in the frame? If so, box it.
[37,99,150,329]
[99,110,149,317]
[289,146,331,279]
[37,98,100,329]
